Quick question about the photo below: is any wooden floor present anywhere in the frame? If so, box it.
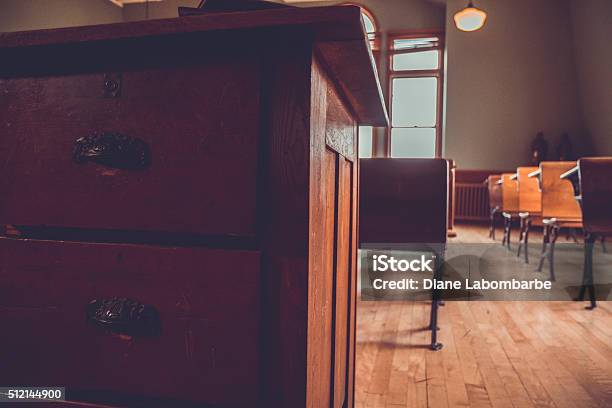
[355,224,612,408]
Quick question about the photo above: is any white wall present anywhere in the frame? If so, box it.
[443,0,588,170]
[569,0,612,155]
[0,0,122,32]
[122,0,199,21]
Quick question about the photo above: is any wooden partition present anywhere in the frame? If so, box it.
[359,158,448,245]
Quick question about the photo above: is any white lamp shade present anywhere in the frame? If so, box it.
[454,5,487,32]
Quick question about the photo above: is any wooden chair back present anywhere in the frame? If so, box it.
[359,158,448,245]
[487,175,502,210]
[579,157,612,235]
[517,166,541,213]
[540,161,581,220]
[501,173,519,212]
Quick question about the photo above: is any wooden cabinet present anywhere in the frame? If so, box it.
[0,6,387,408]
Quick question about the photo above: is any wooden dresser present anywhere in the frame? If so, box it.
[0,6,387,408]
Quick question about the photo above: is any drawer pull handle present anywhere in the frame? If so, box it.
[74,133,151,170]
[86,297,160,337]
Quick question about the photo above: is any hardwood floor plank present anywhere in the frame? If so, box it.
[355,224,612,408]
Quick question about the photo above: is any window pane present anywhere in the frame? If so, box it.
[391,77,438,127]
[359,126,373,158]
[362,13,375,34]
[391,128,436,158]
[393,37,439,50]
[393,50,439,71]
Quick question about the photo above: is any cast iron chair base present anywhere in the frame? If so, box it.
[537,219,559,281]
[517,213,531,263]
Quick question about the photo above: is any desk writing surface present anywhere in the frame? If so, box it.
[0,6,388,127]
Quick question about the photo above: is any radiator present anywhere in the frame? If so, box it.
[455,182,489,221]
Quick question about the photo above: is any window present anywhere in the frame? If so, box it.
[361,8,379,50]
[359,126,373,158]
[388,35,443,158]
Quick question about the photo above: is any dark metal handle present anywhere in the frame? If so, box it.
[74,132,151,170]
[86,297,160,337]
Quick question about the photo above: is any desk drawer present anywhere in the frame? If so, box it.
[0,238,260,406]
[0,60,260,236]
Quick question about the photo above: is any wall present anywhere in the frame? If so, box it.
[313,0,445,32]
[0,0,122,32]
[122,0,199,21]
[443,0,587,170]
[569,0,612,155]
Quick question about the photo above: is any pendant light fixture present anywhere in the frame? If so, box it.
[454,1,487,32]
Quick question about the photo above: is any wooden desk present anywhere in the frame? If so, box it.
[500,173,519,213]
[578,158,612,235]
[530,161,581,280]
[359,159,448,245]
[565,158,612,309]
[359,158,448,351]
[517,166,541,214]
[0,6,387,407]
[541,162,581,222]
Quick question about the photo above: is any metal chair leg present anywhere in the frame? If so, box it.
[548,225,558,281]
[537,224,550,272]
[502,214,512,250]
[517,215,530,262]
[524,218,531,264]
[517,217,524,258]
[489,207,498,240]
[568,228,579,244]
[429,254,443,351]
[578,233,597,310]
